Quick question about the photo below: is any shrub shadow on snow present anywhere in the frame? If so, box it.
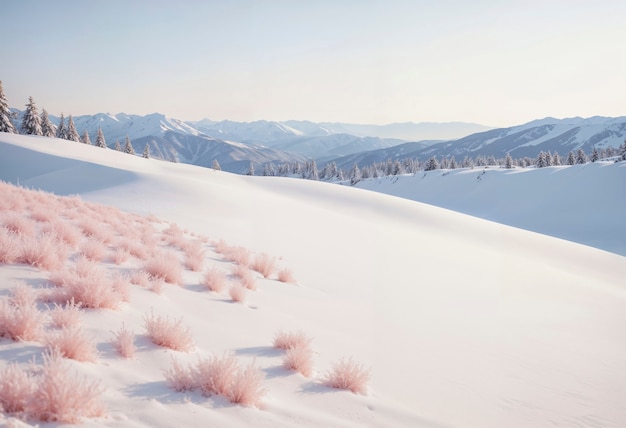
[0,343,43,365]
[125,381,234,409]
[234,346,282,358]
[298,381,335,395]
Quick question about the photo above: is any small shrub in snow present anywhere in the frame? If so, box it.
[232,265,256,290]
[184,244,205,272]
[0,363,36,413]
[219,245,250,266]
[112,247,131,265]
[0,212,35,237]
[144,252,183,285]
[272,330,313,350]
[277,268,296,283]
[143,309,194,352]
[323,357,371,395]
[29,349,106,423]
[229,284,246,303]
[129,269,152,288]
[18,232,67,271]
[110,323,136,359]
[251,253,276,278]
[163,357,196,392]
[44,220,82,249]
[194,353,239,396]
[46,327,99,362]
[202,267,227,293]
[227,359,267,407]
[48,299,83,329]
[0,228,20,264]
[0,299,46,342]
[79,239,107,262]
[283,346,314,377]
[8,281,38,308]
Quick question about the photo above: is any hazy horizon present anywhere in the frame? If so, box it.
[3,1,625,128]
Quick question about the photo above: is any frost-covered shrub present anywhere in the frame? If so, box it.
[18,232,67,271]
[283,346,314,377]
[232,265,256,290]
[0,363,36,413]
[277,268,296,284]
[323,357,371,394]
[46,327,99,362]
[202,267,227,293]
[0,227,20,264]
[163,357,196,392]
[0,298,46,342]
[143,310,194,352]
[251,253,276,278]
[48,263,124,310]
[143,251,183,285]
[194,353,239,396]
[29,349,105,423]
[110,324,136,359]
[272,330,313,350]
[8,281,38,308]
[0,212,35,237]
[229,284,247,303]
[48,299,83,329]
[79,239,107,262]
[227,359,267,407]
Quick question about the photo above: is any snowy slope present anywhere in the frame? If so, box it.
[1,133,625,428]
[355,164,626,257]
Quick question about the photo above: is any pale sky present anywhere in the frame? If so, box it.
[3,0,625,127]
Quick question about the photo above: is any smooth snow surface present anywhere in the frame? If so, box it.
[1,133,625,428]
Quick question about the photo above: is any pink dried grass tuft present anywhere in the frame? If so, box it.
[18,232,68,271]
[272,330,313,350]
[46,327,99,362]
[143,309,194,352]
[0,363,36,413]
[277,268,296,284]
[232,265,257,290]
[0,212,36,237]
[42,220,82,249]
[202,267,227,293]
[323,357,371,395]
[8,281,39,308]
[29,348,106,422]
[110,323,136,359]
[283,346,314,377]
[79,239,107,262]
[48,299,83,329]
[0,227,20,264]
[0,299,46,342]
[194,353,239,396]
[251,253,276,278]
[227,359,267,407]
[229,284,247,303]
[143,251,183,285]
[163,357,196,392]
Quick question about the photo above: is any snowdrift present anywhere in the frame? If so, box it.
[0,133,625,428]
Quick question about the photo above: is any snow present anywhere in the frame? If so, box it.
[1,133,626,427]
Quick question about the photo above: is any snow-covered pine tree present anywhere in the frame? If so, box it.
[0,81,16,133]
[212,159,221,170]
[576,148,587,165]
[449,156,457,170]
[424,156,439,171]
[123,136,135,155]
[552,152,561,166]
[81,130,91,145]
[349,163,361,185]
[621,140,626,161]
[66,115,80,142]
[143,143,150,159]
[246,162,255,176]
[504,153,514,169]
[114,140,121,151]
[20,96,43,135]
[535,151,547,168]
[308,160,319,180]
[591,147,599,162]
[40,108,56,137]
[95,128,107,148]
[56,113,67,139]
[566,151,576,165]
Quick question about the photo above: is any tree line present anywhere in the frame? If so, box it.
[0,81,150,159]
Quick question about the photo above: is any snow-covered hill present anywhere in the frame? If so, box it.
[0,132,625,428]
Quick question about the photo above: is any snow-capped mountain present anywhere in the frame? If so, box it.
[326,116,626,168]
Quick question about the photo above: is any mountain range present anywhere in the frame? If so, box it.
[9,109,626,173]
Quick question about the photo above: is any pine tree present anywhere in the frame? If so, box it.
[349,163,361,185]
[123,136,135,154]
[0,81,16,133]
[114,140,121,151]
[143,143,150,159]
[535,151,547,168]
[576,148,587,164]
[56,113,67,139]
[424,156,439,171]
[95,128,107,148]
[504,153,514,169]
[246,162,255,176]
[212,159,221,170]
[40,108,56,137]
[621,140,626,161]
[66,115,80,142]
[566,151,576,166]
[20,96,43,135]
[591,147,599,162]
[81,130,91,145]
[552,152,561,166]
